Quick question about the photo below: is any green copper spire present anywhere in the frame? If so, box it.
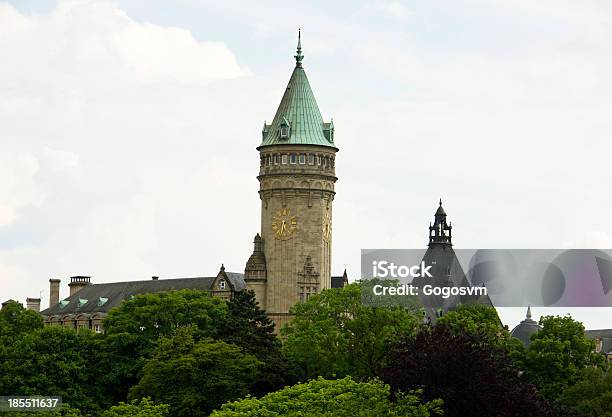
[259,31,336,149]
[295,28,304,67]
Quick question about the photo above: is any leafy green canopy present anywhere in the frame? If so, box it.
[523,315,605,401]
[0,326,107,414]
[129,328,260,417]
[437,303,524,358]
[281,283,420,379]
[101,397,170,417]
[103,289,228,353]
[211,377,443,417]
[558,367,612,417]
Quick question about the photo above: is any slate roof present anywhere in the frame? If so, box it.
[40,273,245,316]
[413,244,493,324]
[259,32,336,149]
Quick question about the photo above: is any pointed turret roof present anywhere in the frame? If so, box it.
[259,30,336,149]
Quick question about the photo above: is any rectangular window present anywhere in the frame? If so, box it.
[299,154,306,164]
[290,154,297,164]
[282,154,287,164]
[280,126,289,138]
[94,324,101,334]
[308,154,315,165]
[274,154,279,164]
[317,156,321,165]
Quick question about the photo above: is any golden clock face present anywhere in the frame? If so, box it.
[322,211,332,241]
[272,208,297,239]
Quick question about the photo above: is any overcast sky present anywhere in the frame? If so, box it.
[1,0,611,330]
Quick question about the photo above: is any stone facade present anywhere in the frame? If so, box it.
[244,33,341,330]
[253,145,337,329]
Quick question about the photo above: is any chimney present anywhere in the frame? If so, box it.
[49,278,61,307]
[26,297,41,312]
[152,276,159,280]
[68,276,91,296]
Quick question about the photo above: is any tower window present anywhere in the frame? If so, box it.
[299,154,306,164]
[317,155,322,165]
[290,154,297,164]
[219,279,226,290]
[280,125,289,139]
[308,154,315,165]
[282,154,287,164]
[274,154,279,164]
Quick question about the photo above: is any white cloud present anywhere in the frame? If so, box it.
[357,0,413,21]
[0,0,254,308]
[0,152,43,226]
[42,147,80,171]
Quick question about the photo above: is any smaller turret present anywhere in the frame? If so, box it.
[245,234,267,281]
[429,199,452,246]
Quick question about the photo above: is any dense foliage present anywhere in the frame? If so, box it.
[211,377,443,417]
[129,328,260,416]
[281,283,419,379]
[522,315,605,401]
[2,285,610,417]
[380,323,556,417]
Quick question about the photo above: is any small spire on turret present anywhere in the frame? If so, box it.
[429,199,452,246]
[295,28,304,67]
[526,305,532,319]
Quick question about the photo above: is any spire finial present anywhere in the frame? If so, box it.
[295,28,304,67]
[439,198,443,206]
[526,305,532,319]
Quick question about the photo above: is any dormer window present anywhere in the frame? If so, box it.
[219,279,226,290]
[280,126,289,138]
[279,117,290,139]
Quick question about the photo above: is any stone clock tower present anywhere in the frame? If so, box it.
[245,31,338,330]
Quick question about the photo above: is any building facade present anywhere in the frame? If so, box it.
[415,200,494,324]
[38,266,244,332]
[244,32,342,330]
[33,33,346,333]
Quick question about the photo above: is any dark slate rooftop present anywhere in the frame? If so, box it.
[40,272,245,316]
[331,272,348,289]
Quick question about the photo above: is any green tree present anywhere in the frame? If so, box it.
[281,283,420,379]
[211,376,443,417]
[558,367,612,417]
[437,304,524,359]
[216,289,301,395]
[101,398,170,417]
[0,326,106,414]
[523,315,604,401]
[380,324,555,417]
[129,328,261,417]
[13,403,84,417]
[0,300,44,339]
[215,290,279,357]
[103,289,228,354]
[99,290,228,403]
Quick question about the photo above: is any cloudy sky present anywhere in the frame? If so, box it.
[1,0,611,329]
